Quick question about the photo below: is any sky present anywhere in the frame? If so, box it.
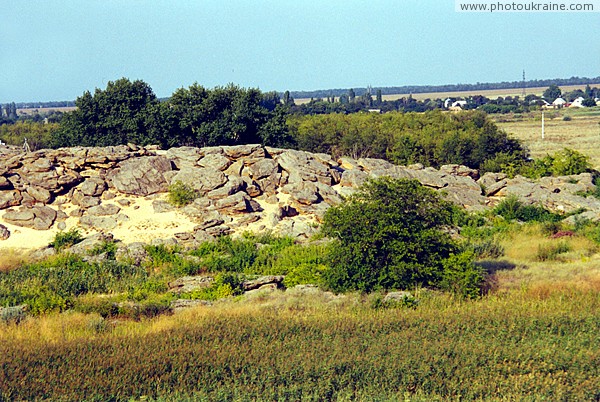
[1,0,599,103]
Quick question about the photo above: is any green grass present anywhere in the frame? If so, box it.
[3,219,600,400]
[1,288,599,401]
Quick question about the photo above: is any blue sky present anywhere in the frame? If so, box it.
[1,0,598,102]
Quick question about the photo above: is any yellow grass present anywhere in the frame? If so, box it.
[496,109,600,168]
[0,248,30,273]
[484,223,600,292]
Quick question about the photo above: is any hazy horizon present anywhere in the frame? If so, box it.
[2,1,599,103]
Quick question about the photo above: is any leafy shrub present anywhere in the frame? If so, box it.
[536,148,591,177]
[321,178,478,296]
[440,252,484,299]
[167,180,198,207]
[49,228,83,252]
[371,292,419,309]
[283,263,328,288]
[493,195,562,222]
[0,255,148,314]
[182,273,244,301]
[536,241,572,261]
[562,115,572,121]
[466,239,505,259]
[88,240,118,260]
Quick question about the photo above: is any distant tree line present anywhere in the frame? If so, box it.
[1,78,596,182]
[287,76,600,99]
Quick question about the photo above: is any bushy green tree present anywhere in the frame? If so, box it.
[543,84,562,102]
[53,78,166,148]
[321,178,482,296]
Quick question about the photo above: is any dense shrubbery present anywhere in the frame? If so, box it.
[0,254,147,314]
[49,228,84,252]
[288,110,526,170]
[493,195,563,223]
[52,79,293,149]
[0,120,58,150]
[321,178,483,296]
[484,148,592,178]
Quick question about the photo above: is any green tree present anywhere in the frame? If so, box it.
[321,178,482,295]
[348,88,356,103]
[376,89,383,105]
[283,90,294,106]
[582,97,597,107]
[53,78,163,147]
[543,84,562,102]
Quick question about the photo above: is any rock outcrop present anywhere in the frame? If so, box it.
[1,143,600,247]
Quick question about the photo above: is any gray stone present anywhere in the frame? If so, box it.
[198,153,231,171]
[171,299,212,312]
[116,242,149,265]
[0,224,9,240]
[222,144,264,159]
[214,192,250,214]
[71,190,101,208]
[383,291,414,303]
[79,215,118,230]
[67,232,114,255]
[87,203,121,216]
[249,159,279,180]
[3,206,56,230]
[152,200,175,213]
[0,190,23,209]
[25,186,52,204]
[242,275,285,291]
[80,178,107,197]
[109,156,172,195]
[440,164,480,180]
[169,167,227,194]
[340,169,369,187]
[169,275,214,293]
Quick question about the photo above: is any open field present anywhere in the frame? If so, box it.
[16,106,76,116]
[495,107,600,168]
[295,83,600,104]
[1,279,600,401]
[2,220,600,400]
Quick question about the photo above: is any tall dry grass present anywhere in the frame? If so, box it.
[496,110,600,168]
[0,248,30,273]
[1,286,600,401]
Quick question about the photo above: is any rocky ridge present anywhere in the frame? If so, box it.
[0,143,599,250]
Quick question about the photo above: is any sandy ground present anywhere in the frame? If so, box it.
[0,194,199,252]
[0,192,304,253]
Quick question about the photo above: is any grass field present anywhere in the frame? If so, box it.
[2,221,600,400]
[495,107,600,168]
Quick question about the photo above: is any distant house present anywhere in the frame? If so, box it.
[569,97,585,108]
[552,97,567,107]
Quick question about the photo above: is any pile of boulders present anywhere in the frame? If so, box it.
[1,143,599,245]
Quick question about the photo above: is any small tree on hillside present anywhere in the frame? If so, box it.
[321,177,483,297]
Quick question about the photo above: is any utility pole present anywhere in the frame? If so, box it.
[542,111,545,140]
[522,70,526,97]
